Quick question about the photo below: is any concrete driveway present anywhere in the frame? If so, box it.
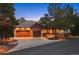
[7,39,79,55]
[6,37,60,53]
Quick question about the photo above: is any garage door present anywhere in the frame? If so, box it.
[16,30,32,37]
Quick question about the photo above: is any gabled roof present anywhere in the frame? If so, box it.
[16,21,39,28]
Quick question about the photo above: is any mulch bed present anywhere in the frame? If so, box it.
[0,45,15,54]
[0,39,17,54]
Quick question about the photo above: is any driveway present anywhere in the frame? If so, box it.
[6,39,79,55]
[6,37,60,53]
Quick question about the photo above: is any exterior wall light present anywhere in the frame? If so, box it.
[16,28,20,30]
[21,28,25,30]
[26,28,31,30]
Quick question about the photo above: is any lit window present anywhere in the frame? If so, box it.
[42,29,47,33]
[21,28,25,30]
[43,29,47,33]
[50,30,52,33]
[56,29,60,33]
[60,30,64,33]
[26,28,31,30]
[16,28,20,30]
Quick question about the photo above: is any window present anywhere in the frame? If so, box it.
[43,29,47,33]
[50,30,52,33]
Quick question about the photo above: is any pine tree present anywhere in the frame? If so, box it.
[0,3,18,40]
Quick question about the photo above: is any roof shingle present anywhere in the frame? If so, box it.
[16,21,38,28]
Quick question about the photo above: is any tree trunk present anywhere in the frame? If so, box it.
[0,29,3,40]
[54,28,57,39]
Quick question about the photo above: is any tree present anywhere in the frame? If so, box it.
[17,17,26,24]
[48,3,76,37]
[39,14,54,35]
[39,14,52,28]
[48,3,67,38]
[70,14,79,35]
[61,4,77,36]
[0,3,18,40]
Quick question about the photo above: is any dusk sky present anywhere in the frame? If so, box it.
[14,3,79,21]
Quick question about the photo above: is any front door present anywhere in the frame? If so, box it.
[33,30,41,37]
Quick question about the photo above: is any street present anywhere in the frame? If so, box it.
[7,39,79,55]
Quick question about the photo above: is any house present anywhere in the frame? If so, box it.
[14,21,64,39]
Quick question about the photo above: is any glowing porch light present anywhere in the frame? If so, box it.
[21,28,25,30]
[16,28,20,30]
[26,28,31,30]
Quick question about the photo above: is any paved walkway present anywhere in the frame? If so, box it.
[6,38,60,53]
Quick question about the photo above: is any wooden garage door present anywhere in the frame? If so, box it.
[16,30,32,37]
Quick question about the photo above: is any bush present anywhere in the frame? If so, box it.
[71,24,79,36]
